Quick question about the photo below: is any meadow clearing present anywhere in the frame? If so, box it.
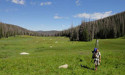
[0,35,125,75]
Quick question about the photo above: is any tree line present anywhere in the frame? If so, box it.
[56,11,125,41]
[0,22,42,38]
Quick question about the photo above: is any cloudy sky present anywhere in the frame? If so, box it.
[0,0,125,31]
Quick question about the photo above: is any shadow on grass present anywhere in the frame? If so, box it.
[81,65,94,70]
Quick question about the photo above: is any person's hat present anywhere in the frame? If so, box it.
[94,48,98,52]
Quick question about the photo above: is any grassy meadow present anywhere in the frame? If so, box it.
[0,35,125,75]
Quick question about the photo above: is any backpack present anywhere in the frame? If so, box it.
[92,52,96,59]
[92,48,97,59]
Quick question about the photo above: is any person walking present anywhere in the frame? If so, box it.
[92,48,101,71]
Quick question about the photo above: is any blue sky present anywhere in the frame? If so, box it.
[0,0,125,31]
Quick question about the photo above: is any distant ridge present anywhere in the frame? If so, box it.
[36,30,60,36]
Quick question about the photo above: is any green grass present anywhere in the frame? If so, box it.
[0,35,125,75]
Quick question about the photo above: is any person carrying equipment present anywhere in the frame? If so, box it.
[92,48,101,71]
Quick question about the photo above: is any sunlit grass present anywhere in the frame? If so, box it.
[0,35,125,75]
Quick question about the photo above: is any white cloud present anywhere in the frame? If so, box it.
[40,2,52,6]
[54,15,69,19]
[54,15,63,19]
[11,0,25,5]
[74,11,113,20]
[76,0,80,6]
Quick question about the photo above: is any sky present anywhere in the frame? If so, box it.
[0,0,125,31]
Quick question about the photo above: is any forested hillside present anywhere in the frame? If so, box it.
[56,11,125,41]
[0,22,40,38]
